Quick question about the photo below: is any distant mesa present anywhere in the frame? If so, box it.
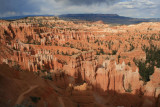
[1,14,160,25]
[59,14,160,25]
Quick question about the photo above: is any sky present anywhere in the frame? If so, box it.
[0,0,159,18]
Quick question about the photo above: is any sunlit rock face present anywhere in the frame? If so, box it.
[0,17,160,107]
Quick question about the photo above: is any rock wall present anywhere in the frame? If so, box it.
[0,17,160,101]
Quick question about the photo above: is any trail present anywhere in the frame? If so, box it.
[58,97,65,107]
[93,93,107,107]
[15,85,38,105]
[49,84,65,107]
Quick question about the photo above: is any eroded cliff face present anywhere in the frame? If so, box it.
[0,17,160,107]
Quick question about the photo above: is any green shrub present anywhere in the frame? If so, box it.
[70,44,74,48]
[100,49,105,55]
[118,55,121,63]
[125,83,132,93]
[96,51,100,55]
[134,60,154,82]
[112,50,117,55]
[30,96,41,103]
[134,44,160,82]
[13,64,21,71]
[129,44,134,51]
[41,73,53,81]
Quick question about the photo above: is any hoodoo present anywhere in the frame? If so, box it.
[0,17,160,107]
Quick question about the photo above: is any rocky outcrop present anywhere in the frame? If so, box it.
[0,17,160,107]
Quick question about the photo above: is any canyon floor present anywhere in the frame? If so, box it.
[0,17,160,107]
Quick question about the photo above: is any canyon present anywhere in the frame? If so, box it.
[0,17,160,107]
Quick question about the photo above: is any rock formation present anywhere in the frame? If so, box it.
[0,17,160,107]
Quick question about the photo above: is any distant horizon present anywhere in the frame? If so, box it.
[1,13,160,20]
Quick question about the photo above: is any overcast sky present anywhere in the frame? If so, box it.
[0,0,159,18]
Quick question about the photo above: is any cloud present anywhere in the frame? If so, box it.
[0,0,159,18]
[116,0,156,9]
[55,0,121,5]
[112,0,159,18]
[0,0,45,17]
